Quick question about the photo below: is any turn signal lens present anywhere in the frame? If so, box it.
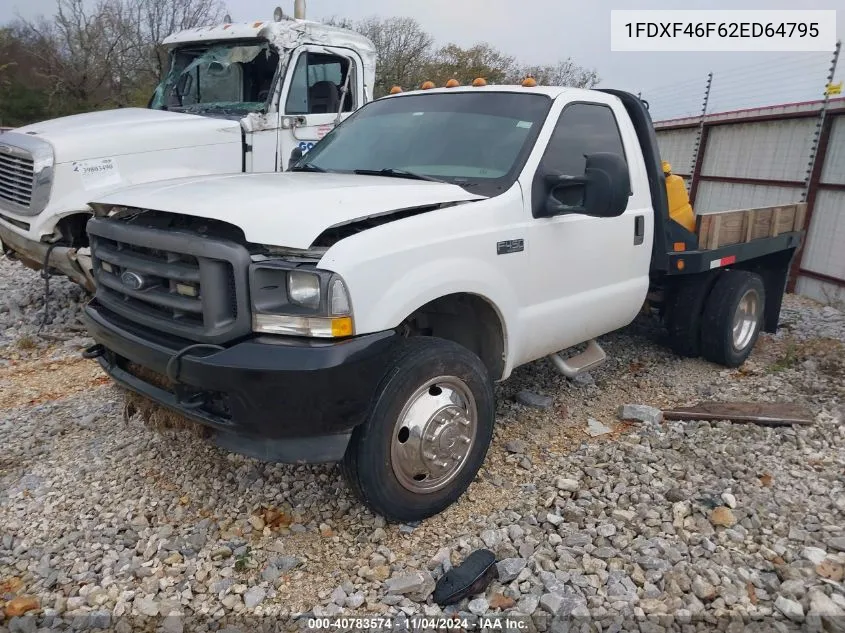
[472,77,487,87]
[420,80,435,90]
[677,259,685,271]
[673,242,686,252]
[522,75,538,87]
[253,314,355,338]
[330,317,354,337]
[389,85,403,94]
[445,79,460,88]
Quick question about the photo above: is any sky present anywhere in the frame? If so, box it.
[3,0,842,119]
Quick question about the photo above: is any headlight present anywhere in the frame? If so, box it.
[249,262,353,338]
[288,271,321,309]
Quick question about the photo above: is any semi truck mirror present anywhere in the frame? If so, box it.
[543,152,629,219]
[288,147,304,170]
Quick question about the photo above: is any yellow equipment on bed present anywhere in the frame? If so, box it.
[663,161,696,233]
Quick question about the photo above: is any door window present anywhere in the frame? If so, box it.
[534,102,628,211]
[540,103,627,176]
[285,52,355,115]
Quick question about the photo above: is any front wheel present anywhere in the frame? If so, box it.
[342,337,494,522]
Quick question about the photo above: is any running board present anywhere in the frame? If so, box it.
[548,339,607,379]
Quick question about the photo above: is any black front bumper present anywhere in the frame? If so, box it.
[84,300,398,463]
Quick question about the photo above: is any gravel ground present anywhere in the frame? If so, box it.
[1,255,844,633]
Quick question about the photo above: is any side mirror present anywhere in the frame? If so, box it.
[288,146,303,170]
[542,152,630,218]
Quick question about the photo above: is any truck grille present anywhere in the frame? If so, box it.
[88,217,252,344]
[0,150,34,208]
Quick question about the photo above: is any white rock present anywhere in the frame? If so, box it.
[720,492,737,509]
[774,595,805,622]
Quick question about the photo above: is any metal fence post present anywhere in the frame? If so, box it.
[687,73,713,204]
[788,40,841,293]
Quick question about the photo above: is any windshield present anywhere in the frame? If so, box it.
[297,92,552,195]
[150,40,279,115]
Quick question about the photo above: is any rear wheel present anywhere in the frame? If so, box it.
[342,337,494,522]
[700,270,765,367]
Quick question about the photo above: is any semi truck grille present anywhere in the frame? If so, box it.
[0,151,34,208]
[88,216,252,344]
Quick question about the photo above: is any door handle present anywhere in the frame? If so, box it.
[634,215,645,245]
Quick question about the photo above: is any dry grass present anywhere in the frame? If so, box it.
[0,355,108,410]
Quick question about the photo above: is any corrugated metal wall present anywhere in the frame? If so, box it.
[796,115,845,306]
[694,181,803,213]
[655,101,845,307]
[700,120,816,183]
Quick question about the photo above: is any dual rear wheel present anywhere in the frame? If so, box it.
[666,269,766,367]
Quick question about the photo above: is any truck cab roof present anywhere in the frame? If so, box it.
[162,18,376,62]
[383,85,598,101]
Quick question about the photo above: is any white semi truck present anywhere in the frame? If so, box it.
[0,2,375,290]
[81,84,803,521]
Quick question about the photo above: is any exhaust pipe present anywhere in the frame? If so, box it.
[294,0,305,19]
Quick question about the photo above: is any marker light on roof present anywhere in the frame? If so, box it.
[273,6,284,22]
[522,75,538,87]
[420,81,435,90]
[445,79,460,88]
[472,77,487,87]
[224,13,232,22]
[390,86,403,94]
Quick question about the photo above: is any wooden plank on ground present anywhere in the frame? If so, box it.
[662,402,814,426]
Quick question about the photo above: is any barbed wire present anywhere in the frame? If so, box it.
[641,50,837,122]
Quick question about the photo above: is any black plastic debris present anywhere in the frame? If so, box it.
[432,548,498,606]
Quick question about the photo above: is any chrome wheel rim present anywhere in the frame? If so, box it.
[390,376,477,494]
[732,288,761,350]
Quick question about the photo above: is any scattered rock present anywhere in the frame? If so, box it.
[504,439,526,454]
[384,570,435,602]
[617,404,663,425]
[774,595,805,622]
[496,558,527,583]
[243,587,266,609]
[710,506,737,527]
[586,418,612,437]
[721,492,737,508]
[468,597,488,616]
[5,596,39,617]
[554,477,579,492]
[516,390,553,409]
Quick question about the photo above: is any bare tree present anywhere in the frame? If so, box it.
[424,42,516,87]
[128,0,226,81]
[509,59,599,88]
[354,17,433,96]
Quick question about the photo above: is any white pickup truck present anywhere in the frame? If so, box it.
[80,84,803,521]
[0,2,375,290]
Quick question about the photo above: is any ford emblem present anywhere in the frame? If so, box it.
[121,271,146,291]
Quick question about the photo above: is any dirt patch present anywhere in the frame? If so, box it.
[0,354,108,410]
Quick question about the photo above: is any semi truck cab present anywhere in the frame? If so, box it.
[0,3,375,291]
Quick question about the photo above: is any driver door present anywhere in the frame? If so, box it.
[517,96,652,363]
[279,45,364,168]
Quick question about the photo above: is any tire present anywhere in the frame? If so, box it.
[664,274,716,358]
[342,337,494,522]
[700,270,766,367]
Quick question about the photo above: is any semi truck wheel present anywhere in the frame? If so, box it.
[664,274,716,358]
[342,337,494,522]
[700,270,766,367]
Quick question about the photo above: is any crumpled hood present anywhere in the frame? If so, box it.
[92,172,486,249]
[15,108,242,163]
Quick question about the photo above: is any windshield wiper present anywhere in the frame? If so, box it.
[290,163,327,173]
[353,168,446,183]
